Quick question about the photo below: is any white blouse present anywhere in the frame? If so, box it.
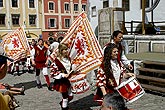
[110,60,121,86]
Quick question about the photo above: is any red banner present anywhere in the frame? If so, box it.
[1,27,30,65]
[61,12,103,73]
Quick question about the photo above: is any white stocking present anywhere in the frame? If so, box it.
[35,76,41,84]
[62,98,68,108]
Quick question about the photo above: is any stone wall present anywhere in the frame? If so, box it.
[124,35,165,53]
[98,35,165,53]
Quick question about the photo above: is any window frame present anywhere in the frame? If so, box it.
[103,0,109,8]
[82,4,86,11]
[48,1,54,10]
[122,0,130,11]
[91,6,96,17]
[0,14,5,25]
[11,0,18,8]
[0,0,3,7]
[64,18,70,28]
[29,14,36,25]
[48,18,56,28]
[74,3,78,11]
[29,0,35,8]
[64,3,70,11]
[11,14,20,25]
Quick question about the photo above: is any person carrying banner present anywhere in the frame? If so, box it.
[31,38,52,90]
[50,43,77,110]
[94,43,135,105]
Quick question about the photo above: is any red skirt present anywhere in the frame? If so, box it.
[35,61,46,69]
[53,78,71,93]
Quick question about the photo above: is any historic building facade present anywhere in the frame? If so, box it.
[42,0,87,40]
[0,0,42,40]
[0,0,87,41]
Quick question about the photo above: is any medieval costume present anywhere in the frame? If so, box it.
[50,43,73,110]
[94,43,135,105]
[31,39,51,89]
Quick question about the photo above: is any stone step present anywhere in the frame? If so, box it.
[141,84,165,93]
[137,68,165,75]
[137,75,165,84]
[143,60,165,66]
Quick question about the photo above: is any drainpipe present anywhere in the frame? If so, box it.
[142,0,146,34]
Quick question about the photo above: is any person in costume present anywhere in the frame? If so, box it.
[50,43,75,110]
[27,39,37,73]
[104,30,133,70]
[31,38,52,90]
[94,43,135,105]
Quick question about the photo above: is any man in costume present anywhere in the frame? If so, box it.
[104,30,133,70]
[31,38,52,90]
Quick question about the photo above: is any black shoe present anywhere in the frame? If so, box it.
[20,86,25,95]
[62,107,69,110]
[48,85,54,91]
[37,84,42,89]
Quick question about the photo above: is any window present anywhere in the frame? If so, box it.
[122,0,129,11]
[29,0,35,8]
[49,18,56,28]
[64,3,69,11]
[91,6,96,17]
[12,0,18,7]
[12,14,20,25]
[82,5,86,11]
[65,19,70,28]
[74,4,78,11]
[141,0,149,9]
[0,14,5,25]
[49,2,54,10]
[0,0,3,7]
[29,15,36,25]
[103,0,109,8]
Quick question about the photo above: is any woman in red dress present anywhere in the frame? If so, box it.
[50,43,74,110]
[94,43,135,107]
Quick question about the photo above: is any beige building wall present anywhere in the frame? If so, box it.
[0,0,42,40]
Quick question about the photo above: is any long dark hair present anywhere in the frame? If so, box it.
[103,43,118,79]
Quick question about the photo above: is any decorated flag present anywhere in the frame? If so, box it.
[0,26,30,65]
[61,12,103,74]
[49,12,103,94]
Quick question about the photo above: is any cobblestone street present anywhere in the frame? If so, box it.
[1,71,165,110]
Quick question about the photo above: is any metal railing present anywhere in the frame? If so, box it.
[124,21,165,35]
